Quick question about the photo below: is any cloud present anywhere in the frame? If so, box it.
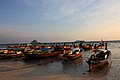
[1,0,120,43]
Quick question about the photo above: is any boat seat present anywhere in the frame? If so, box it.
[96,53,105,60]
[97,58,105,60]
[73,50,79,54]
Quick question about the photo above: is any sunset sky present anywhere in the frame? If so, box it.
[0,0,120,43]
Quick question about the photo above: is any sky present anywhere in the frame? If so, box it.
[0,0,120,43]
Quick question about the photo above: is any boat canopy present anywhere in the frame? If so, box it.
[40,48,50,51]
[97,49,108,53]
[72,47,80,52]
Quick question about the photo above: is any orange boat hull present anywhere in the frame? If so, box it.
[62,53,82,61]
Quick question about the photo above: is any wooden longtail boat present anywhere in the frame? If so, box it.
[0,48,24,59]
[62,47,82,61]
[86,49,111,72]
[24,48,61,60]
[82,44,92,50]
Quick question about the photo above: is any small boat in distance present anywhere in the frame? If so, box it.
[86,43,111,72]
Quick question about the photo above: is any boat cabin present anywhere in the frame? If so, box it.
[90,49,110,61]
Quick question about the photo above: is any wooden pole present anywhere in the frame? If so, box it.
[105,43,107,50]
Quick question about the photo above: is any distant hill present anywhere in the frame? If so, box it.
[30,40,39,45]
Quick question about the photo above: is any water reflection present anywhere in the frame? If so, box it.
[23,56,61,66]
[62,57,83,70]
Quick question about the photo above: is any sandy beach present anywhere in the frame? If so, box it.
[0,42,120,80]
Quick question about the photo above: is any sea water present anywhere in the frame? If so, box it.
[0,42,120,80]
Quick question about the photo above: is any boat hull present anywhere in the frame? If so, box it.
[62,53,82,61]
[24,51,61,60]
[88,60,109,72]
